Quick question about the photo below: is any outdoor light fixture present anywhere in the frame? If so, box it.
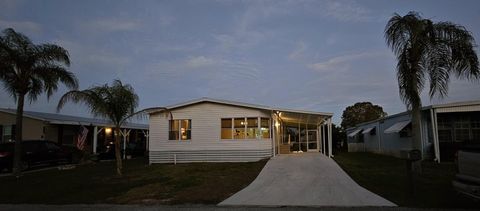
[105,128,112,134]
[275,122,280,127]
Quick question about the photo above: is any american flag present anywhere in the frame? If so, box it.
[76,126,89,150]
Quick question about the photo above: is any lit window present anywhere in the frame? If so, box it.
[261,118,270,138]
[246,118,258,139]
[169,120,191,140]
[234,118,245,139]
[221,118,233,139]
[221,117,271,140]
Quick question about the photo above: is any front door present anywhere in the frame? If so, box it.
[307,130,318,151]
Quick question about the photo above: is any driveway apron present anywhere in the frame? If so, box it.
[219,153,396,207]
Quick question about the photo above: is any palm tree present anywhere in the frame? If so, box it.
[0,28,78,176]
[57,80,139,176]
[385,12,479,164]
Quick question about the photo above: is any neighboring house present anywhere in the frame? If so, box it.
[0,108,148,155]
[346,100,480,162]
[146,98,333,163]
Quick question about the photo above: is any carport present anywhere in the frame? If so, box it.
[271,109,333,157]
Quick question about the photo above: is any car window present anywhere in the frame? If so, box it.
[0,143,14,152]
[23,142,42,152]
[46,142,61,151]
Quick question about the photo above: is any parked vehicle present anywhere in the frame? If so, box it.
[0,140,73,172]
[98,141,145,160]
[452,144,480,200]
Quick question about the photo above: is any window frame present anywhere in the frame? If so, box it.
[168,119,192,141]
[221,117,271,141]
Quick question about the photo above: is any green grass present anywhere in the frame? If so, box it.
[0,158,267,204]
[334,152,480,208]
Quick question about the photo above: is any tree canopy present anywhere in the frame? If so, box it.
[57,79,139,176]
[0,28,77,176]
[385,11,479,164]
[340,102,387,129]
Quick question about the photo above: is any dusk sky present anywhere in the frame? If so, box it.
[1,0,479,124]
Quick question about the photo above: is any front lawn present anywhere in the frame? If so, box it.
[0,158,267,204]
[334,152,480,208]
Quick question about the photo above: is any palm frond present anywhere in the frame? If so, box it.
[57,80,139,127]
[434,22,479,80]
[35,44,71,66]
[0,27,78,104]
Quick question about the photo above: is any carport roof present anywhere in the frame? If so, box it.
[0,108,148,130]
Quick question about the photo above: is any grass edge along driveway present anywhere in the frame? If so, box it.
[333,152,480,208]
[0,158,267,204]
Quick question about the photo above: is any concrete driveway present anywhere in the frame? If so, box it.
[219,153,396,207]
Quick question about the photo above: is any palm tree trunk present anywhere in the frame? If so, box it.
[114,126,123,176]
[411,103,423,174]
[13,94,25,177]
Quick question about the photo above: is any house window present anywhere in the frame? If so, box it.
[169,119,191,140]
[261,118,270,138]
[234,118,246,139]
[2,125,15,142]
[221,118,233,139]
[246,118,258,139]
[454,116,470,142]
[222,117,271,140]
[472,116,480,142]
[437,116,453,142]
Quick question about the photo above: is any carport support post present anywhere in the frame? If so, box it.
[272,117,276,157]
[93,126,98,154]
[322,123,326,155]
[328,118,332,158]
[93,126,104,154]
[430,109,441,163]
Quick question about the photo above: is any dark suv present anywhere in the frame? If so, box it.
[0,140,72,172]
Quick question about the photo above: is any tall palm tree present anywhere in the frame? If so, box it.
[0,28,78,176]
[57,80,139,176]
[385,12,479,164]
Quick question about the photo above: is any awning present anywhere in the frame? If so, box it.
[347,129,362,137]
[384,121,411,133]
[362,127,375,134]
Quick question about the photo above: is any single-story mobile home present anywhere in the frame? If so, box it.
[346,100,480,162]
[0,108,148,155]
[146,98,333,163]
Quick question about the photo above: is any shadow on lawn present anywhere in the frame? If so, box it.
[0,158,268,204]
[334,152,480,208]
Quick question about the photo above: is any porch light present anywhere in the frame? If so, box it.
[105,128,112,134]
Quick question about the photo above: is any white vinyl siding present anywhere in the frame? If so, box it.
[149,102,272,163]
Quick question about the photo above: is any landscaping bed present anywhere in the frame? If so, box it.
[0,158,267,204]
[334,152,480,208]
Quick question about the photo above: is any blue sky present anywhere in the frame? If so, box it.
[1,0,479,124]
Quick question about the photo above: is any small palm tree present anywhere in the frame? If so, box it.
[385,12,479,164]
[0,28,78,176]
[57,80,139,176]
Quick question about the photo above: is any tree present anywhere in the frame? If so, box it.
[0,28,78,176]
[341,102,387,129]
[57,80,139,176]
[332,123,347,152]
[385,11,479,164]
